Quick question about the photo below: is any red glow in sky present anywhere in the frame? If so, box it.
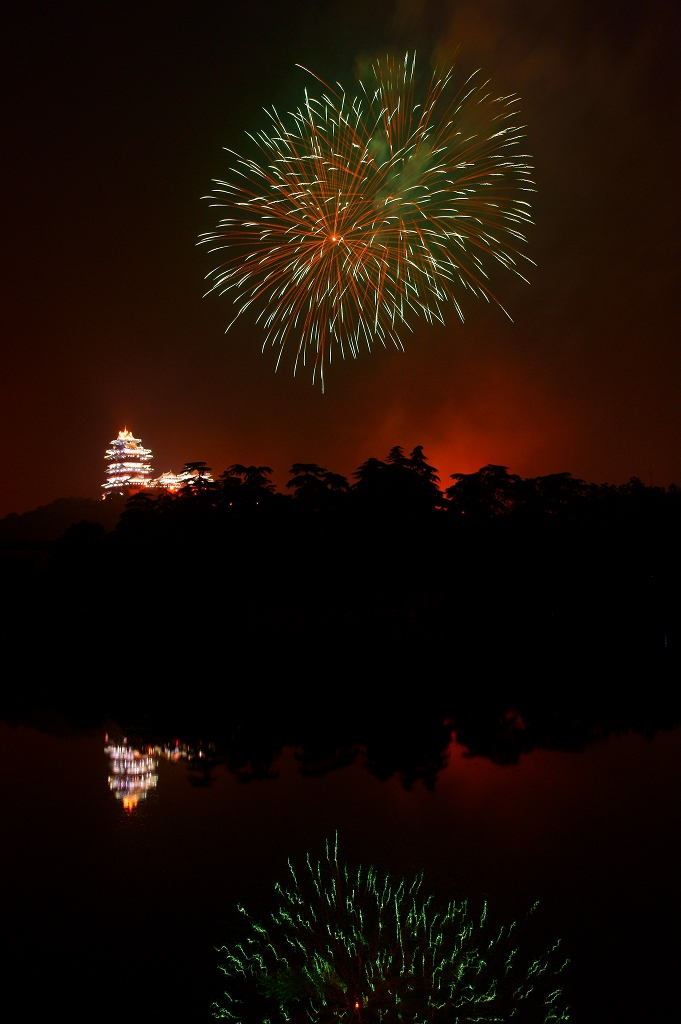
[1,0,679,516]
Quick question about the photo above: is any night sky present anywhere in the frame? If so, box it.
[2,0,679,518]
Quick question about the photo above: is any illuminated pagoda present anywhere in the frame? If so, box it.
[105,741,158,812]
[102,427,154,497]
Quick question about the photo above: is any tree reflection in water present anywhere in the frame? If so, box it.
[102,691,681,794]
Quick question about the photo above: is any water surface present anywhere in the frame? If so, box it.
[2,711,679,1022]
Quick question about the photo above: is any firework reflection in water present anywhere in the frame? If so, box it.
[213,838,568,1023]
[200,53,534,389]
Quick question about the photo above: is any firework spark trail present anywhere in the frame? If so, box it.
[200,53,535,389]
[213,840,568,1023]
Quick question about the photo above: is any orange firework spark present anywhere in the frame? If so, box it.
[200,53,534,389]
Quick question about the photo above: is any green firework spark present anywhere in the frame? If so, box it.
[213,839,569,1023]
[200,53,534,389]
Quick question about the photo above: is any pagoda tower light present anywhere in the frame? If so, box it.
[104,740,158,812]
[155,470,182,492]
[102,427,154,497]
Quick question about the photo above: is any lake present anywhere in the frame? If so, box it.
[2,692,680,1023]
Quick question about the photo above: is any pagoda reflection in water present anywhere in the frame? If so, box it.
[105,740,158,812]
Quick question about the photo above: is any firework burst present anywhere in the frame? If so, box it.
[200,54,534,389]
[213,839,568,1023]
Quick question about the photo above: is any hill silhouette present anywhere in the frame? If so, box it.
[0,495,125,542]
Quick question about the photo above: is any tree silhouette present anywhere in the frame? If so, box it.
[287,464,350,511]
[117,489,163,532]
[220,465,277,509]
[385,445,408,467]
[408,445,440,486]
[405,446,442,510]
[183,461,212,480]
[181,461,218,495]
[353,457,386,490]
[354,446,441,514]
[446,465,521,520]
[519,473,591,520]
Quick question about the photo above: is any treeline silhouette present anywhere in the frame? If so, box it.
[2,446,680,675]
[159,694,681,787]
